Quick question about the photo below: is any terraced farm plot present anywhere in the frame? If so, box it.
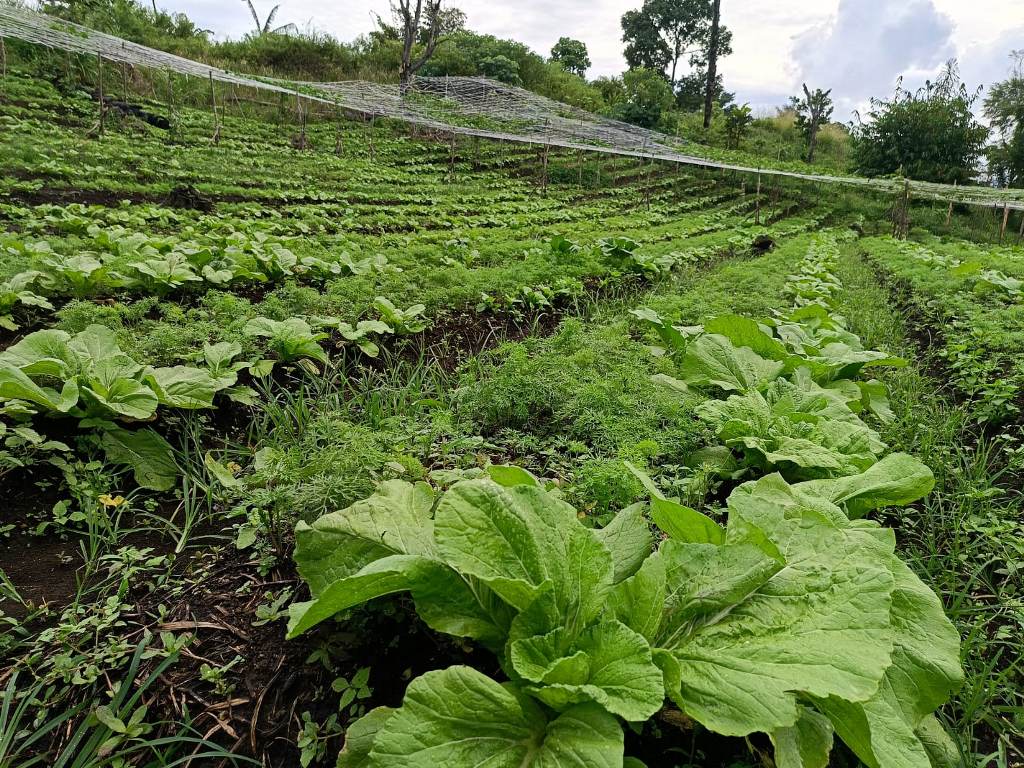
[0,69,1021,768]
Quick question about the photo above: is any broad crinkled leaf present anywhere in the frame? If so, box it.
[650,496,724,545]
[815,557,963,768]
[145,366,219,409]
[68,324,122,367]
[0,329,76,378]
[366,666,624,768]
[0,365,78,412]
[595,502,654,583]
[100,427,178,491]
[679,334,785,392]
[655,480,898,737]
[703,314,791,363]
[287,481,510,647]
[435,480,614,634]
[793,454,935,519]
[770,706,834,768]
[80,377,159,421]
[608,554,665,643]
[510,620,664,720]
[337,707,396,768]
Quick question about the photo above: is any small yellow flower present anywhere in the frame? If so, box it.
[227,462,243,475]
[98,494,126,508]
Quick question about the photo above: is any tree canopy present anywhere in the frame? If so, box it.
[984,52,1024,187]
[851,62,988,185]
[550,37,591,78]
[620,0,731,91]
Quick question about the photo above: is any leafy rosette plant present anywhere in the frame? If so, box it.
[288,466,961,768]
[0,271,53,331]
[0,326,238,489]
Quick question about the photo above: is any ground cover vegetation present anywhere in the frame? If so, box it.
[0,8,1023,768]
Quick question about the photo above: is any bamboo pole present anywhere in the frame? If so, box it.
[1017,211,1024,246]
[946,181,957,227]
[1,36,7,99]
[96,53,105,136]
[541,142,550,193]
[368,113,376,162]
[209,70,220,144]
[1000,202,1010,244]
[448,132,456,182]
[755,169,762,225]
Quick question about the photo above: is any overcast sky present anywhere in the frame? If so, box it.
[167,0,1024,119]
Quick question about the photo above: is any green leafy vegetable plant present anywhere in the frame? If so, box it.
[290,465,960,768]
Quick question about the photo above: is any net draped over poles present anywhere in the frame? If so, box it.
[2,4,1023,212]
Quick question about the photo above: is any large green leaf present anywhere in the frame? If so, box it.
[435,480,614,635]
[510,620,664,720]
[770,706,834,768]
[0,328,76,378]
[703,315,791,363]
[815,558,963,768]
[595,502,654,583]
[793,454,935,519]
[0,365,78,412]
[144,366,219,409]
[80,376,159,421]
[287,480,509,647]
[679,334,785,393]
[68,324,121,367]
[366,666,624,768]
[655,482,898,737]
[100,427,178,491]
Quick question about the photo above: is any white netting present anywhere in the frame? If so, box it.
[2,4,1024,212]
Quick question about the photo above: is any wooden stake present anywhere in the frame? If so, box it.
[1,36,7,99]
[121,61,129,103]
[1000,202,1010,244]
[755,169,762,225]
[368,113,376,162]
[946,181,957,227]
[209,70,220,144]
[166,69,175,140]
[541,142,550,193]
[295,89,307,150]
[448,133,456,182]
[96,53,105,136]
[577,150,584,188]
[1017,210,1024,246]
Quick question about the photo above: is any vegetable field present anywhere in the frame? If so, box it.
[0,66,1021,768]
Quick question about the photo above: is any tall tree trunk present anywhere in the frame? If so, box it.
[807,123,819,163]
[702,0,721,130]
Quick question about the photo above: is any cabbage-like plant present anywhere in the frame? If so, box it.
[243,317,328,370]
[290,466,960,768]
[37,253,118,298]
[127,254,202,294]
[372,297,427,335]
[0,271,53,330]
[0,326,231,489]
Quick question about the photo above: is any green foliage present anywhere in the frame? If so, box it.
[723,103,753,149]
[983,53,1024,187]
[549,37,591,78]
[851,62,989,184]
[289,467,959,768]
[791,84,834,163]
[243,317,328,367]
[612,68,675,129]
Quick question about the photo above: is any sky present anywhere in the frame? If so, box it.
[167,0,1024,120]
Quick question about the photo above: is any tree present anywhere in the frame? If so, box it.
[393,0,446,92]
[244,1,292,36]
[480,55,521,85]
[851,61,989,184]
[550,37,591,78]
[621,0,729,92]
[611,67,674,128]
[702,0,721,129]
[791,84,833,163]
[723,102,752,148]
[984,51,1024,187]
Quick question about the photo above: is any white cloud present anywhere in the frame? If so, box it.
[167,0,1024,116]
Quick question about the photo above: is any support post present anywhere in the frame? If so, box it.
[541,142,550,194]
[209,70,220,144]
[96,53,105,136]
[121,61,129,103]
[1017,209,1024,246]
[945,181,957,227]
[369,113,376,162]
[448,133,456,182]
[166,69,175,141]
[755,169,762,225]
[0,36,7,100]
[295,89,307,150]
[1000,202,1010,244]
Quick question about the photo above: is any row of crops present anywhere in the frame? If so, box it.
[0,65,1021,768]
